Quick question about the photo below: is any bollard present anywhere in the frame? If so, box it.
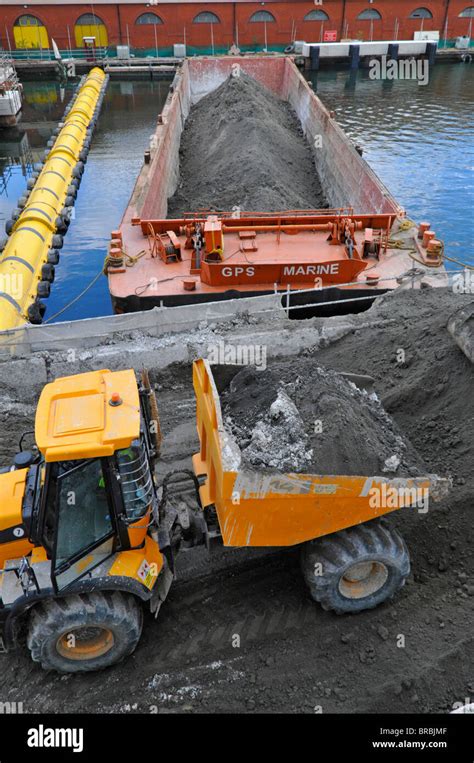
[388,43,399,61]
[349,45,360,70]
[426,41,437,66]
[310,46,320,72]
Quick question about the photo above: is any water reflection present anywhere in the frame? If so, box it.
[309,64,474,265]
[0,78,171,321]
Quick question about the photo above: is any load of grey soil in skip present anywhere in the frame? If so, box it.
[220,361,426,476]
[168,73,327,216]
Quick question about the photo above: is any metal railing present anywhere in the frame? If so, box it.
[6,47,109,62]
[0,51,20,85]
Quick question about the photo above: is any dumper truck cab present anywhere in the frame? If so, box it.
[0,363,448,674]
[0,368,171,672]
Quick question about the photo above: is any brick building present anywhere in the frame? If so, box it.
[1,1,472,54]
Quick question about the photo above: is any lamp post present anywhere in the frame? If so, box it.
[261,2,267,52]
[154,21,159,58]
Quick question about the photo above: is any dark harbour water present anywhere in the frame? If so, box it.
[0,64,472,323]
[309,64,474,269]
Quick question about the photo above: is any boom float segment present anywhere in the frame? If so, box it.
[0,67,108,331]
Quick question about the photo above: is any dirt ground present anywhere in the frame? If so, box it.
[0,288,472,714]
[168,73,327,216]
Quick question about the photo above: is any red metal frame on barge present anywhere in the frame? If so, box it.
[108,56,447,315]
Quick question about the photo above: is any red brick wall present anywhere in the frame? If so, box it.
[343,1,447,40]
[1,4,121,49]
[1,2,471,51]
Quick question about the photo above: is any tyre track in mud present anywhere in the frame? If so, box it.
[2,520,471,713]
[128,545,472,714]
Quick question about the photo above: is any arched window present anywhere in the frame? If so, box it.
[304,10,330,21]
[193,12,220,24]
[76,13,104,26]
[357,9,382,20]
[14,15,49,49]
[135,13,163,25]
[459,6,474,16]
[15,14,42,26]
[250,11,276,22]
[74,13,108,47]
[409,8,433,18]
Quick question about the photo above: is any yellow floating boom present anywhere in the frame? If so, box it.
[0,67,107,331]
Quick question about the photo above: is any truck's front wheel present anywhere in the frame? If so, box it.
[301,520,410,614]
[27,591,143,673]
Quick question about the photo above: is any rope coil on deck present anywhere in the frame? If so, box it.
[103,249,147,275]
[390,219,473,271]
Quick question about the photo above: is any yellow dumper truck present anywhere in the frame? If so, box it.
[0,361,448,672]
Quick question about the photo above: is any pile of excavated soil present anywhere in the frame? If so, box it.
[313,288,474,508]
[221,362,425,476]
[168,73,327,216]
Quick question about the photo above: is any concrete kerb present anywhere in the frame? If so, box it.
[0,292,286,357]
[0,299,398,400]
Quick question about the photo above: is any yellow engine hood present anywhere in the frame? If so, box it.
[0,468,28,533]
[0,467,35,566]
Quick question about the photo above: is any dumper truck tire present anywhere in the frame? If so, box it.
[301,520,410,614]
[27,591,143,673]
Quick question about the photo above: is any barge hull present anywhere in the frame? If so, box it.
[112,285,388,316]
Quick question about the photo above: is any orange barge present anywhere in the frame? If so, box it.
[108,56,447,315]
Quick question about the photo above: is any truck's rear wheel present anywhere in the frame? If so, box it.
[301,520,410,614]
[27,591,143,673]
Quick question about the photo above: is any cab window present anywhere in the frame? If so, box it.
[116,439,154,521]
[54,459,113,568]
